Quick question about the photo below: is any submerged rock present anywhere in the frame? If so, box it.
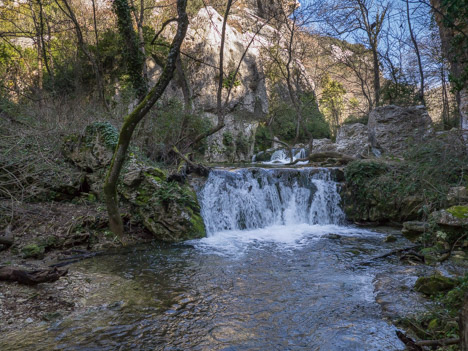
[414,274,457,296]
[402,221,429,241]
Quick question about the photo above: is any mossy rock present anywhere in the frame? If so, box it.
[122,170,206,242]
[384,235,397,243]
[414,274,457,296]
[447,205,468,220]
[21,244,45,259]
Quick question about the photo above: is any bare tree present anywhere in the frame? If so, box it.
[54,0,109,110]
[429,0,468,142]
[405,0,425,105]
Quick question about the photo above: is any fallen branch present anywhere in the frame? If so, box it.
[415,338,460,347]
[439,233,468,263]
[396,331,424,351]
[0,266,68,285]
[172,146,210,176]
[286,151,356,166]
[360,245,420,265]
[49,250,104,268]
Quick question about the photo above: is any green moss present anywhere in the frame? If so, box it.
[84,122,119,149]
[144,167,167,182]
[21,244,45,259]
[447,205,468,219]
[414,274,457,296]
[189,213,206,239]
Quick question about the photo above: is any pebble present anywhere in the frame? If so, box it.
[25,317,33,324]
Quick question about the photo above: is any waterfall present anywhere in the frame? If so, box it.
[198,167,344,235]
[261,148,308,165]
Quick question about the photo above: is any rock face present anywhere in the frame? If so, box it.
[63,122,206,242]
[152,5,315,162]
[205,114,258,163]
[367,105,433,155]
[154,6,270,162]
[239,0,299,19]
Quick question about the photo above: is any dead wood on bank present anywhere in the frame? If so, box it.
[0,266,68,285]
[286,151,356,166]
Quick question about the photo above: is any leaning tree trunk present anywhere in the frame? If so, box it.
[104,0,188,240]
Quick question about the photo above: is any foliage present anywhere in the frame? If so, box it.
[344,133,468,222]
[343,114,368,125]
[140,99,212,162]
[222,70,241,89]
[155,181,198,209]
[320,76,346,138]
[398,273,468,346]
[85,122,119,149]
[187,0,205,16]
[257,92,330,150]
[380,79,419,107]
[254,124,273,152]
[112,0,147,98]
[440,0,468,92]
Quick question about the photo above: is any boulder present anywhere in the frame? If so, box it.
[63,123,206,242]
[431,206,468,228]
[414,274,457,296]
[402,221,429,241]
[367,105,433,155]
[447,186,468,206]
[120,165,205,242]
[335,123,370,157]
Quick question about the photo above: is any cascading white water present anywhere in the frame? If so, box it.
[262,148,308,165]
[198,167,344,235]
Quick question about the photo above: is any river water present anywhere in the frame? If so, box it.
[2,167,408,350]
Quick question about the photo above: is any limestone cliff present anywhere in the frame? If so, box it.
[149,2,314,162]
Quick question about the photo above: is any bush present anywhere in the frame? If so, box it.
[343,114,368,125]
[255,92,331,150]
[137,99,212,162]
[343,132,468,222]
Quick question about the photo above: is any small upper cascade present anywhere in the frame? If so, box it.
[254,148,308,164]
[197,167,344,235]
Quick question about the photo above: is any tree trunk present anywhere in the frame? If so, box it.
[430,0,468,143]
[113,0,148,99]
[406,0,425,105]
[461,290,468,351]
[56,0,108,110]
[104,0,188,240]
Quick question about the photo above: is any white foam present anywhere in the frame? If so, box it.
[190,224,382,256]
[261,148,308,165]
